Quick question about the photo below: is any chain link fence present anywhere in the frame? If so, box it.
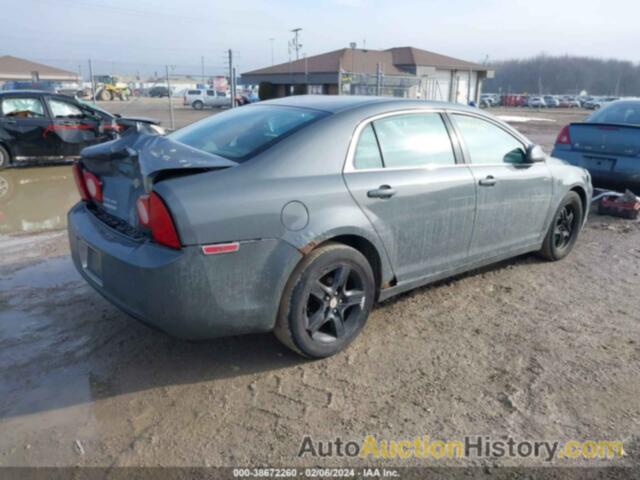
[339,72,452,101]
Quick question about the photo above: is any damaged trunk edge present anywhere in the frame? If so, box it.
[80,132,238,189]
[78,133,238,239]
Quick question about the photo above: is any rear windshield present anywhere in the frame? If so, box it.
[588,102,640,126]
[168,105,328,161]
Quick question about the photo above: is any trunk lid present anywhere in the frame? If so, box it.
[80,132,237,232]
[569,122,640,158]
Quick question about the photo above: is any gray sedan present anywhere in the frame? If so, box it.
[68,96,592,358]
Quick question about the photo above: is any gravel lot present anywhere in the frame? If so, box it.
[1,102,639,469]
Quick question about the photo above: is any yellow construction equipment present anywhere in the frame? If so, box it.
[94,75,130,101]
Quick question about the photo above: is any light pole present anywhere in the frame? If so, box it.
[269,38,275,65]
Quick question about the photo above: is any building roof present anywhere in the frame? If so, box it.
[242,47,488,77]
[0,55,77,80]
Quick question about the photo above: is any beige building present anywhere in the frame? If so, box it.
[241,46,494,104]
[0,55,78,83]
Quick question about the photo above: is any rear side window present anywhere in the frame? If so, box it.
[452,114,526,165]
[169,105,328,161]
[589,102,640,126]
[354,124,383,169]
[1,97,46,118]
[48,99,83,118]
[187,90,201,95]
[373,113,455,168]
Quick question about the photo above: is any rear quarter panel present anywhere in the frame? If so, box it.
[154,109,397,286]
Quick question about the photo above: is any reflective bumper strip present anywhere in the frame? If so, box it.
[201,242,240,255]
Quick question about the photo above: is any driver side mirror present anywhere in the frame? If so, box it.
[526,144,546,163]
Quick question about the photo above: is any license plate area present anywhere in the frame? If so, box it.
[584,156,615,172]
[79,239,103,286]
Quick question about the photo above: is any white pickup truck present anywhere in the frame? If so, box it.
[183,89,231,110]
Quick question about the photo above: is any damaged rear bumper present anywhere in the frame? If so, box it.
[68,203,302,339]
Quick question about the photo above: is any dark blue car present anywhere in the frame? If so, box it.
[551,100,640,194]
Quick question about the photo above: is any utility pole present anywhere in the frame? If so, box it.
[304,53,308,87]
[165,65,175,130]
[290,28,302,60]
[228,49,236,108]
[376,62,382,96]
[269,38,275,65]
[88,59,96,102]
[201,56,205,86]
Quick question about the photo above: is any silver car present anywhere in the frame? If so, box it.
[68,96,592,358]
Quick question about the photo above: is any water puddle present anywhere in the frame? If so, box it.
[0,166,79,235]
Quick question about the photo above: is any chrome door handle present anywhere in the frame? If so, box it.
[479,176,496,187]
[367,185,397,199]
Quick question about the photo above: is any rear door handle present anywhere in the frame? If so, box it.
[367,185,397,199]
[479,175,497,187]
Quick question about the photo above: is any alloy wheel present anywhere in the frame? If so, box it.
[304,264,366,343]
[553,205,576,250]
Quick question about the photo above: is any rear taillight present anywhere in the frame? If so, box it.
[72,162,90,201]
[555,125,572,145]
[82,170,103,202]
[136,192,181,249]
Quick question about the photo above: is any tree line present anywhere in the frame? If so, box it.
[484,54,640,96]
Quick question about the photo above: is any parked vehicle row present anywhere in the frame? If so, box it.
[0,90,164,169]
[481,93,621,109]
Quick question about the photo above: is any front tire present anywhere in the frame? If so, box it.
[274,243,375,358]
[539,191,583,261]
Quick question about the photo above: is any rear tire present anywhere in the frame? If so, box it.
[193,100,204,110]
[274,243,375,358]
[539,192,583,261]
[0,145,9,170]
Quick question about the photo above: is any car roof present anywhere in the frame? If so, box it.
[0,89,76,102]
[258,95,477,114]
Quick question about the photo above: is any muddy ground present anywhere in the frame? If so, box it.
[1,105,639,469]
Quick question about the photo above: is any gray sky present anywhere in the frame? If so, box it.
[3,0,638,77]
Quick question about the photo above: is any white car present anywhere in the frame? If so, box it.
[183,89,231,110]
[528,96,547,108]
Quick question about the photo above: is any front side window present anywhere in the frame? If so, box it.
[452,114,526,165]
[354,124,383,169]
[1,97,45,118]
[169,105,328,161]
[48,99,83,118]
[372,113,455,168]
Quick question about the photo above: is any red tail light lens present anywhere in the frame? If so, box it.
[72,162,90,201]
[137,192,181,249]
[555,125,572,145]
[82,170,103,202]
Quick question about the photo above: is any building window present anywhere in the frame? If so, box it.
[307,85,324,94]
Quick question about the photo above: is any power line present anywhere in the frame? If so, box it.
[28,0,277,31]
